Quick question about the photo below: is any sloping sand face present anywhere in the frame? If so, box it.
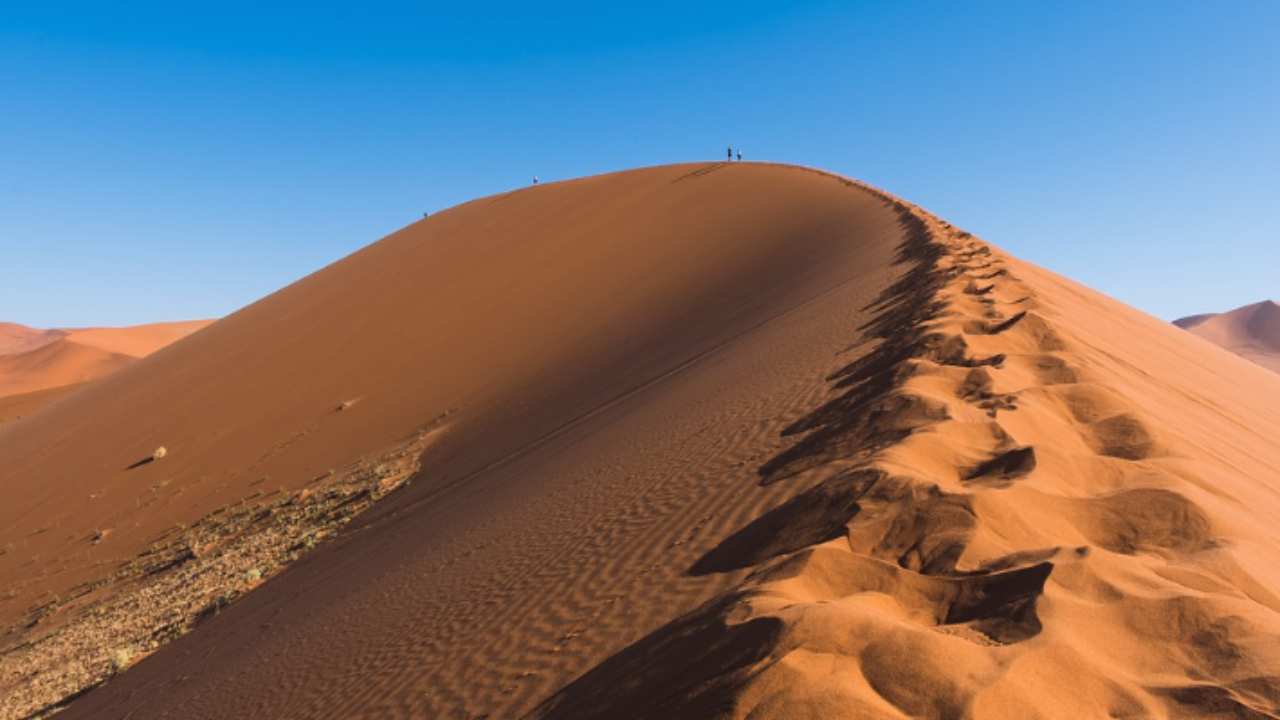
[1176,301,1280,374]
[0,163,905,718]
[8,164,1280,719]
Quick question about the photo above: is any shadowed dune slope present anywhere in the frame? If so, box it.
[10,163,1280,720]
[1176,300,1280,373]
[1,163,907,718]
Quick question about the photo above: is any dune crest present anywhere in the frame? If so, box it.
[1176,300,1280,374]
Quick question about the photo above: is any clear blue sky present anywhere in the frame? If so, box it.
[3,1,1276,327]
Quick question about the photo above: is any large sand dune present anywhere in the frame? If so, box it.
[0,324,65,357]
[0,339,134,398]
[4,163,1280,719]
[1176,300,1280,374]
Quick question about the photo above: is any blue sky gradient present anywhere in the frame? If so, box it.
[3,1,1276,326]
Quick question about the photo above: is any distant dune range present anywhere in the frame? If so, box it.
[1175,300,1280,374]
[0,320,211,404]
[3,163,1280,719]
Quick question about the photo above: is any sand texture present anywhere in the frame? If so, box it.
[4,163,1280,719]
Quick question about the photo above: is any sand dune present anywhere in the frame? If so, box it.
[60,321,212,359]
[1175,300,1280,373]
[0,320,211,416]
[0,323,65,356]
[4,164,1280,720]
[0,339,135,398]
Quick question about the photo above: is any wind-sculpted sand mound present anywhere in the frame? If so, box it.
[0,321,211,414]
[0,339,134,398]
[0,323,65,356]
[59,321,213,359]
[1176,300,1280,374]
[6,164,1280,720]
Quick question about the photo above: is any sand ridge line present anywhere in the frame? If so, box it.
[531,184,1280,718]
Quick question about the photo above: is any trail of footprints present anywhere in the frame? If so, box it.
[700,193,1277,716]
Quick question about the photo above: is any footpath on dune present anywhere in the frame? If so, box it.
[8,163,1280,720]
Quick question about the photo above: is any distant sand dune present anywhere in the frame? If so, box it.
[1176,300,1280,373]
[0,320,211,417]
[0,339,134,398]
[4,164,1280,720]
[0,322,65,356]
[62,320,212,358]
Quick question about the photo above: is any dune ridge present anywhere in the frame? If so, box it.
[534,181,1280,718]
